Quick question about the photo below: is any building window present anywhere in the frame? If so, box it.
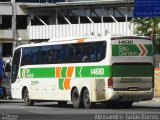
[2,43,13,57]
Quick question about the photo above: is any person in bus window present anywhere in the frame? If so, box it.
[83,53,88,62]
[83,46,89,62]
[91,50,96,61]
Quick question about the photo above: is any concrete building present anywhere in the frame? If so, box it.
[0,0,134,61]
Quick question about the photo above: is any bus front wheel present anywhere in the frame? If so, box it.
[23,89,34,106]
[71,88,82,108]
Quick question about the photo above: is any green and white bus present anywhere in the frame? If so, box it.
[11,35,154,109]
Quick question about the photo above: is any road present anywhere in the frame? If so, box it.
[0,99,160,120]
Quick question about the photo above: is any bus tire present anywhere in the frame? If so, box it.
[57,101,67,107]
[23,89,34,106]
[71,88,82,108]
[83,89,94,109]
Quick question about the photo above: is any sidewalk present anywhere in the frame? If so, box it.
[152,97,160,102]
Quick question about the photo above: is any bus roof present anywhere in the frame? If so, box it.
[15,35,107,49]
[111,36,151,40]
[14,35,151,50]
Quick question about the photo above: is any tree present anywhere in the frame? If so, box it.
[132,17,160,52]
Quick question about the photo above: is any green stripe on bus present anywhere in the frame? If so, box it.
[20,64,152,78]
[59,79,64,90]
[75,66,112,77]
[20,68,55,78]
[20,66,112,78]
[61,67,67,77]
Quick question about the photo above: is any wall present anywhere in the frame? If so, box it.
[154,68,160,97]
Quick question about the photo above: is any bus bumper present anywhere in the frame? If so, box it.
[108,89,154,102]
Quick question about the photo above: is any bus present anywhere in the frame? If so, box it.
[11,35,154,109]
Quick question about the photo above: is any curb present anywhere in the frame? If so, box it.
[150,97,160,102]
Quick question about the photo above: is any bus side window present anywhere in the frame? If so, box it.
[56,49,63,63]
[97,42,106,61]
[90,43,97,62]
[21,48,26,66]
[60,48,63,63]
[37,49,41,64]
[42,51,46,64]
[76,46,82,62]
[53,49,57,64]
[28,51,33,65]
[69,46,75,63]
[41,46,49,64]
[32,47,39,65]
[48,49,53,64]
[90,49,97,62]
[21,48,30,66]
[82,45,89,62]
[64,45,70,63]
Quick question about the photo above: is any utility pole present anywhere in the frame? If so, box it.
[11,0,17,48]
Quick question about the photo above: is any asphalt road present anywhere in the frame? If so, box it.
[0,99,160,120]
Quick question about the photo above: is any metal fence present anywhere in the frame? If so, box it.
[28,22,135,39]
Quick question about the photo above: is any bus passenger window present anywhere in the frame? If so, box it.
[90,49,97,62]
[55,49,62,63]
[97,42,106,61]
[82,45,89,62]
[31,47,40,65]
[37,49,41,64]
[48,50,53,64]
[64,46,70,63]
[69,47,75,62]
[28,52,33,65]
[76,46,82,62]
[41,51,47,64]
[21,48,30,66]
[32,53,37,64]
[56,50,60,63]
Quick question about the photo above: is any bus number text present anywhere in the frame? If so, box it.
[119,40,133,44]
[91,68,104,76]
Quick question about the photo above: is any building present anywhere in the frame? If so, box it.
[0,0,134,61]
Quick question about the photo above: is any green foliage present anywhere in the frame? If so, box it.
[132,17,160,52]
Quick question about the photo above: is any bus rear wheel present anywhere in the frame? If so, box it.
[71,88,82,108]
[83,89,94,109]
[23,89,34,106]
